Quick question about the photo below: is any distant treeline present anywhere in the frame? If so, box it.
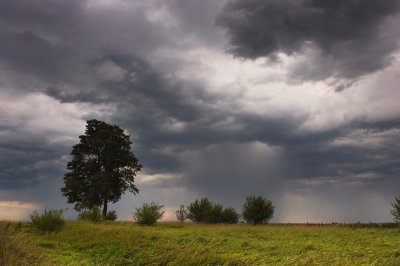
[268,223,400,228]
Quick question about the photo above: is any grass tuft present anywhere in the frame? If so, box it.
[30,209,65,234]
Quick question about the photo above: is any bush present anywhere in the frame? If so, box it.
[391,196,400,223]
[221,207,240,224]
[205,203,223,224]
[242,196,274,225]
[104,211,117,221]
[186,198,239,224]
[133,202,164,225]
[176,205,187,222]
[78,206,102,223]
[186,198,213,222]
[30,208,65,233]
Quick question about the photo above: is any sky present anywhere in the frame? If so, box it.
[1,0,400,222]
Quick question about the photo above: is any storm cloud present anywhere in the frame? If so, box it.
[1,0,400,222]
[217,0,400,82]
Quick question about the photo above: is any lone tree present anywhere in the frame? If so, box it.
[391,196,400,223]
[61,119,142,217]
[242,195,274,225]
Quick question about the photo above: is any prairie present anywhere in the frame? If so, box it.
[1,221,400,265]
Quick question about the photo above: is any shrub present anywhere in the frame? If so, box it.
[176,205,187,222]
[186,198,213,222]
[78,206,102,223]
[391,196,400,223]
[133,202,164,225]
[104,211,117,221]
[221,207,240,224]
[206,203,223,224]
[242,196,274,225]
[186,198,239,224]
[30,208,65,233]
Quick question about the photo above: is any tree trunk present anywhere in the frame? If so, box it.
[102,200,108,217]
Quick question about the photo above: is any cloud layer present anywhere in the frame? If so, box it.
[217,0,400,82]
[0,0,400,222]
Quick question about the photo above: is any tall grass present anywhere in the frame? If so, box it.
[30,209,65,233]
[1,221,400,265]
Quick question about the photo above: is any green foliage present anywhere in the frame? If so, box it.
[104,211,118,221]
[61,119,142,216]
[391,196,400,222]
[78,206,103,223]
[186,198,239,224]
[176,205,187,222]
[29,208,65,233]
[2,221,400,265]
[206,203,224,224]
[242,196,274,225]
[79,207,117,222]
[133,202,164,225]
[186,198,213,222]
[221,207,240,224]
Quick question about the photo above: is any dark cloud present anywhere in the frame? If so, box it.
[0,0,175,94]
[0,30,83,88]
[0,129,68,189]
[0,0,225,179]
[0,0,400,222]
[0,0,220,188]
[164,0,227,47]
[217,0,400,81]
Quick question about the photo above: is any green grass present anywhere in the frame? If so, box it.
[1,221,400,265]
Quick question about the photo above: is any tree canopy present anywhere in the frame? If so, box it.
[186,198,239,224]
[391,196,400,223]
[242,195,274,225]
[61,119,142,216]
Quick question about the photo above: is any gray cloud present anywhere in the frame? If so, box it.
[0,0,400,222]
[0,129,67,189]
[0,0,225,189]
[217,0,400,82]
[164,0,227,47]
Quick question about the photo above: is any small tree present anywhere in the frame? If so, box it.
[186,198,213,222]
[242,196,274,225]
[61,119,142,217]
[221,207,239,224]
[391,196,400,223]
[133,202,164,225]
[205,203,224,224]
[176,205,187,222]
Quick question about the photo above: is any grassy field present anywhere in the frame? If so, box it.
[1,221,400,265]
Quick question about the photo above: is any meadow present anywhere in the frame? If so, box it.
[1,221,400,265]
